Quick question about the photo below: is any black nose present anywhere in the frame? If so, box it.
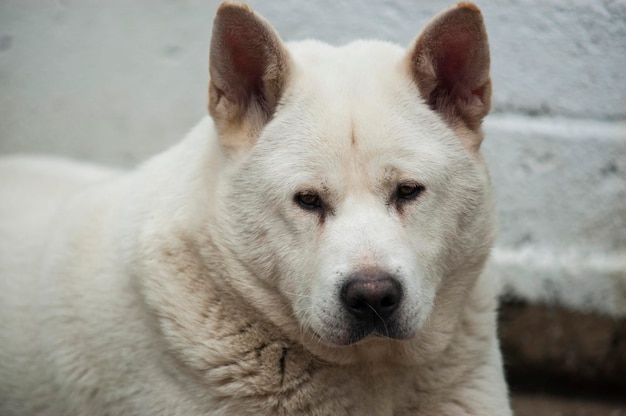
[341,275,402,322]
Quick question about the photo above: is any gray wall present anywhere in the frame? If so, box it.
[1,0,625,315]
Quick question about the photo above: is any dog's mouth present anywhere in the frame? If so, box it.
[313,320,414,347]
[344,323,413,346]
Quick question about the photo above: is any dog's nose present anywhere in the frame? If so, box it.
[341,275,402,322]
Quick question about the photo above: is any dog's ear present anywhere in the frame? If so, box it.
[209,2,290,153]
[407,2,490,150]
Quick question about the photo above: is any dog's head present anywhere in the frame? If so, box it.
[211,2,495,356]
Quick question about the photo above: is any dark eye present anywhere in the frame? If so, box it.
[295,192,321,210]
[397,183,424,201]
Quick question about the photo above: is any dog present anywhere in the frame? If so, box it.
[0,2,511,415]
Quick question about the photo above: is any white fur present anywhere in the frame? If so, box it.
[0,16,511,416]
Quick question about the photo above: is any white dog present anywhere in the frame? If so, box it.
[0,2,511,415]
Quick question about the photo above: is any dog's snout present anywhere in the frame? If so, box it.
[341,274,402,322]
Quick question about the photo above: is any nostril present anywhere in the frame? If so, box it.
[381,294,397,308]
[341,276,402,321]
[346,297,369,316]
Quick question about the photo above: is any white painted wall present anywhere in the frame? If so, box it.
[1,0,624,315]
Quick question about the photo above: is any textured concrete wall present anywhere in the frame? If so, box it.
[1,1,624,315]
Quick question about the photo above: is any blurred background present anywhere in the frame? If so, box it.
[1,1,624,413]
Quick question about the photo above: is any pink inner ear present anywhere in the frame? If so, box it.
[436,31,480,102]
[223,29,265,92]
[439,34,470,83]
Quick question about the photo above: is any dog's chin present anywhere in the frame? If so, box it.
[316,325,417,347]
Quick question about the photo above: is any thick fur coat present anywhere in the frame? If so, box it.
[0,2,511,415]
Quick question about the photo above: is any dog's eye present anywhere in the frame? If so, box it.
[397,183,424,200]
[295,192,321,210]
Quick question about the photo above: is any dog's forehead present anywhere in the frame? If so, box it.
[259,111,460,196]
[286,40,409,112]
[250,40,469,193]
[262,40,461,173]
[283,40,454,142]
